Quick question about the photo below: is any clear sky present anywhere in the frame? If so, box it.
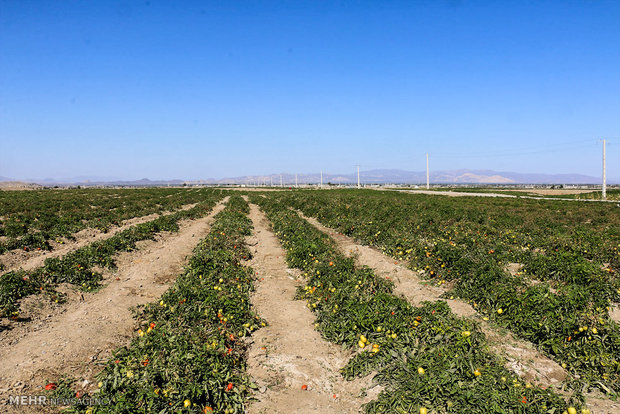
[1,0,619,181]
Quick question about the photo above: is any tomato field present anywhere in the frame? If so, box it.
[0,187,618,413]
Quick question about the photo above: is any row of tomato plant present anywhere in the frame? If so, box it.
[250,193,583,413]
[573,190,620,201]
[273,189,620,396]
[407,187,620,201]
[0,188,218,256]
[59,194,264,413]
[0,193,223,318]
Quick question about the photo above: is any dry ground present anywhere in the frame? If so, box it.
[0,203,198,273]
[507,189,597,196]
[1,195,618,413]
[296,211,620,414]
[244,202,378,413]
[0,200,227,413]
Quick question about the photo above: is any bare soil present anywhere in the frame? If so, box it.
[298,212,620,413]
[0,203,197,274]
[0,200,227,413]
[244,203,377,414]
[297,213,567,387]
[0,182,42,191]
[508,189,597,196]
[610,305,620,324]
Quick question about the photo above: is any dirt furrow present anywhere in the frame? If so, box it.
[245,204,375,414]
[0,200,227,411]
[610,305,620,323]
[296,212,568,385]
[298,212,620,413]
[0,203,198,274]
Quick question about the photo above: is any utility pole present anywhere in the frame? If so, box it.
[356,165,361,189]
[320,170,323,188]
[270,176,272,187]
[602,139,607,200]
[426,153,430,190]
[295,173,298,188]
[280,174,283,187]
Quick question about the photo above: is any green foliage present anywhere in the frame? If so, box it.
[251,194,578,413]
[0,192,223,317]
[272,189,620,395]
[64,195,264,413]
[0,188,223,254]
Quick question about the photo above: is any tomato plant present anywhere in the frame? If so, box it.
[272,189,620,396]
[251,194,581,413]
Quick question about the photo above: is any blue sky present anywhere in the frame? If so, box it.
[1,0,619,181]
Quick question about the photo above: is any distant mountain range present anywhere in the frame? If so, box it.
[1,169,612,186]
[203,169,608,185]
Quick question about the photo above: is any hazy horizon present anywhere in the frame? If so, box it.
[1,1,618,181]
[1,167,617,185]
